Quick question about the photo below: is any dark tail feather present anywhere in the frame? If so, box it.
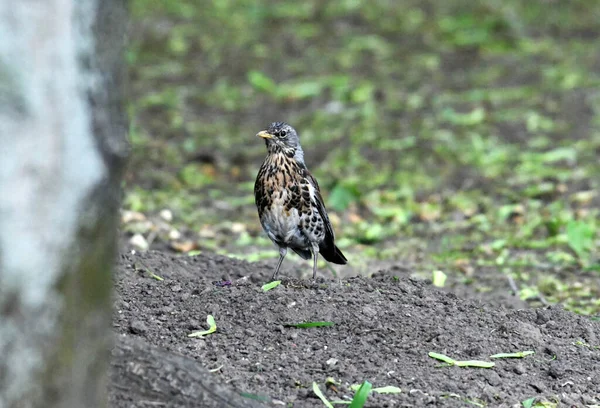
[320,244,347,265]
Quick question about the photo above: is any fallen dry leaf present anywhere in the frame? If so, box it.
[121,210,146,224]
[454,258,474,276]
[198,225,217,239]
[170,240,197,253]
[348,212,363,224]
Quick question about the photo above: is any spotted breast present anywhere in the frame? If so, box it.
[254,151,324,259]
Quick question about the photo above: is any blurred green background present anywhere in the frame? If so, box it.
[124,0,600,314]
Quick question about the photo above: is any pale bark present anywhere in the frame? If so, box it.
[0,1,128,407]
[0,1,270,406]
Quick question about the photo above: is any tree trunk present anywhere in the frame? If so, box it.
[0,1,270,406]
[0,1,129,407]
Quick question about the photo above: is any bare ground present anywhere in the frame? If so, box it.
[110,249,600,407]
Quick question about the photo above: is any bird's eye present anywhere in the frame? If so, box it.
[279,130,287,137]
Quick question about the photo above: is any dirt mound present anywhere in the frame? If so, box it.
[111,250,600,407]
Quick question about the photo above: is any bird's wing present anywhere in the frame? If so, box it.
[304,167,348,265]
[254,163,267,218]
[304,169,335,241]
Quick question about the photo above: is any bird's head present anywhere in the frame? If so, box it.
[256,122,303,161]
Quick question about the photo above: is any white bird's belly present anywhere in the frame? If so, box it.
[261,202,307,248]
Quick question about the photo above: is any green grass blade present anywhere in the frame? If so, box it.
[312,382,334,408]
[149,272,164,281]
[372,386,401,394]
[261,280,281,292]
[454,360,495,368]
[239,392,271,403]
[432,270,447,287]
[490,350,535,359]
[349,381,372,408]
[284,321,335,328]
[350,384,401,394]
[429,352,494,368]
[188,314,217,337]
[465,398,486,407]
[428,352,456,365]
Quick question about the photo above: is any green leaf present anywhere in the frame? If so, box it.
[442,107,486,126]
[277,80,324,100]
[312,382,334,408]
[329,184,357,211]
[363,223,385,242]
[349,381,372,408]
[491,239,507,251]
[261,280,281,292]
[541,147,576,163]
[490,350,534,359]
[179,163,214,188]
[566,220,595,260]
[432,270,447,287]
[248,70,277,94]
[522,397,535,408]
[284,321,335,329]
[584,263,600,272]
[351,83,374,103]
[188,315,217,338]
[519,286,540,301]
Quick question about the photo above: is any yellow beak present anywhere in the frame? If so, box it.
[256,130,273,139]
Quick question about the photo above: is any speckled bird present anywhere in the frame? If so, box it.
[254,122,347,281]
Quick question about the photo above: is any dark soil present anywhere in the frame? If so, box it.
[111,249,600,407]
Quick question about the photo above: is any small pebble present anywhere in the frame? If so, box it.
[548,363,565,379]
[129,320,147,335]
[168,229,181,240]
[159,209,173,222]
[362,305,377,317]
[129,233,149,251]
[513,364,526,375]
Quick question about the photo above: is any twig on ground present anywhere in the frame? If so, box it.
[507,274,550,306]
[507,274,519,295]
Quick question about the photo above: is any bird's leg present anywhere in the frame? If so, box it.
[272,247,287,280]
[311,243,320,282]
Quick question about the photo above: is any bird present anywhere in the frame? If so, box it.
[254,121,347,281]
